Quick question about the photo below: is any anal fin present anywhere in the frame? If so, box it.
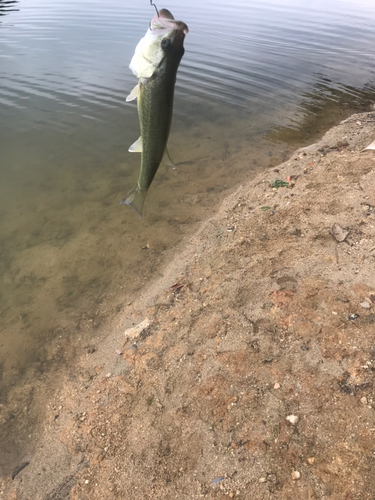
[128,136,142,153]
[163,147,177,171]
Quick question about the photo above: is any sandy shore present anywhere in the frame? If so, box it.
[2,112,375,500]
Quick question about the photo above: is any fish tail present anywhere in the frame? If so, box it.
[120,185,147,218]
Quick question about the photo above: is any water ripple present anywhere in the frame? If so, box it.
[1,0,375,129]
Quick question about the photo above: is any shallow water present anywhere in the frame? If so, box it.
[1,0,375,472]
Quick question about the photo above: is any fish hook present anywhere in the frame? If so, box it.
[150,0,159,17]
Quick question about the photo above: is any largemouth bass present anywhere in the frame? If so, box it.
[121,8,188,218]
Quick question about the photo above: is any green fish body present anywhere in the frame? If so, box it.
[121,9,188,218]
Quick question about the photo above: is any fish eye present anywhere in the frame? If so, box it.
[161,39,171,50]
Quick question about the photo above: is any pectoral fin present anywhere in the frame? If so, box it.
[126,84,140,102]
[128,136,142,153]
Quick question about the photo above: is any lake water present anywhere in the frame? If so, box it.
[1,0,375,473]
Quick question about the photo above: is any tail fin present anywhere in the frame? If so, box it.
[120,185,147,218]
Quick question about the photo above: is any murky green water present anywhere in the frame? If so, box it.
[1,0,375,473]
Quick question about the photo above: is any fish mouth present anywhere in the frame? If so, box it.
[150,8,189,35]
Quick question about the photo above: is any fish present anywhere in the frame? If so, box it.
[121,8,188,218]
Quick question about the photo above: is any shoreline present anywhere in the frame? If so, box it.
[3,111,375,499]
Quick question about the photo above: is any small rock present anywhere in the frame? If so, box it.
[106,373,112,378]
[263,356,274,363]
[292,471,301,480]
[286,415,299,425]
[360,302,370,309]
[363,139,375,150]
[259,477,266,483]
[274,383,280,389]
[307,457,315,465]
[349,313,359,321]
[361,397,368,405]
[124,318,150,338]
[331,223,349,242]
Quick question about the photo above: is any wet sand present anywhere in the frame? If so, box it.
[0,106,291,475]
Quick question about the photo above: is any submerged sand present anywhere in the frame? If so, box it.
[2,112,375,499]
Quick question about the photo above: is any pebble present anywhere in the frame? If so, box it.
[361,397,368,405]
[360,302,370,309]
[291,471,301,480]
[274,383,280,389]
[259,477,266,483]
[331,223,349,242]
[307,457,315,465]
[349,313,359,321]
[286,415,299,425]
[123,318,150,338]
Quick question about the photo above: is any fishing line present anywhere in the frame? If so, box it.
[150,0,159,16]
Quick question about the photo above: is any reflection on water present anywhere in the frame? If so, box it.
[0,0,19,16]
[268,78,375,145]
[1,0,375,474]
